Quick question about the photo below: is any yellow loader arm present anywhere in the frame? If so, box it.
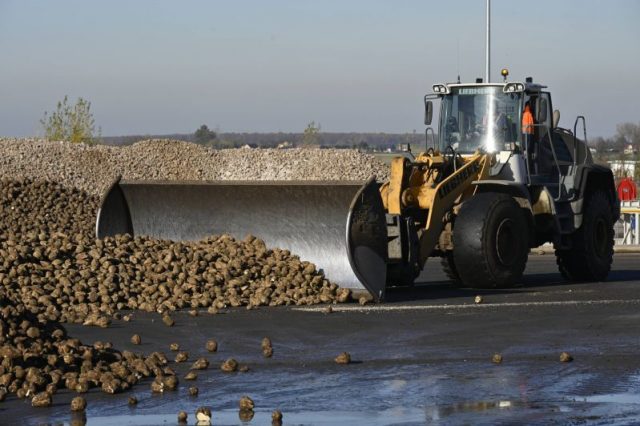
[390,151,491,264]
[347,151,490,301]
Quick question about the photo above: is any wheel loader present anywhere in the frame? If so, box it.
[97,73,618,301]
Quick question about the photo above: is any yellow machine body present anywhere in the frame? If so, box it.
[380,151,491,265]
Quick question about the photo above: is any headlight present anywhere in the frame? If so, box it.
[432,84,449,94]
[503,83,525,93]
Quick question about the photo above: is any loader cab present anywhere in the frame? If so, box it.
[426,79,587,192]
[430,83,523,155]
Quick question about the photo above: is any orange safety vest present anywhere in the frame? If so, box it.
[522,109,534,135]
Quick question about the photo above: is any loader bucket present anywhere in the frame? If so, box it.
[96,178,375,292]
[345,177,388,301]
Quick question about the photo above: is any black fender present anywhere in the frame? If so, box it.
[575,164,619,221]
[471,180,536,247]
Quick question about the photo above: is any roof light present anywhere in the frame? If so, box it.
[501,68,509,82]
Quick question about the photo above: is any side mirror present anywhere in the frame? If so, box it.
[424,100,433,125]
[552,110,560,128]
[537,98,548,122]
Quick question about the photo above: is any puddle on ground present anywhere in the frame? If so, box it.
[578,372,640,405]
[424,399,573,421]
[64,408,427,426]
[18,367,640,425]
[53,401,572,426]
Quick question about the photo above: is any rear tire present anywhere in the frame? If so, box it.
[453,193,529,289]
[555,191,614,281]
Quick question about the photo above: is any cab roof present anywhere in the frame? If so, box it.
[436,81,548,93]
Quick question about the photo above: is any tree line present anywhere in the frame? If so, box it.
[102,123,425,151]
[37,96,639,161]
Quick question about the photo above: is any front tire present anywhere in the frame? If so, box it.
[453,193,529,289]
[555,191,614,281]
[441,252,462,287]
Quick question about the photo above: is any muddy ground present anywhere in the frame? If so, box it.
[5,254,640,425]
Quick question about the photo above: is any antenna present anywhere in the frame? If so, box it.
[456,38,460,82]
[485,0,491,83]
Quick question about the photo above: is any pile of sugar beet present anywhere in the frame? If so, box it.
[0,178,351,405]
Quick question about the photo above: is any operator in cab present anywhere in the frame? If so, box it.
[522,101,535,164]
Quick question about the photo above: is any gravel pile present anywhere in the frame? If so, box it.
[0,138,389,197]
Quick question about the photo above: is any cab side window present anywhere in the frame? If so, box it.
[536,93,551,130]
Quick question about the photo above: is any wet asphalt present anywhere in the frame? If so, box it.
[4,254,640,426]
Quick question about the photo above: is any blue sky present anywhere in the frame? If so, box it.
[0,0,638,137]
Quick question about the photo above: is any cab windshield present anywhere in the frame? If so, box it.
[440,86,521,153]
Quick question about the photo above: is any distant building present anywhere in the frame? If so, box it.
[609,160,637,179]
[624,144,637,155]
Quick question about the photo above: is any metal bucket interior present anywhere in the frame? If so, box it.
[96,179,367,290]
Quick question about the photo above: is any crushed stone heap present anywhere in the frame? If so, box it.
[0,138,390,197]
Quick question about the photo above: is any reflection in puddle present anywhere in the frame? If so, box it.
[578,372,640,406]
[584,393,640,404]
[82,408,427,426]
[426,399,517,420]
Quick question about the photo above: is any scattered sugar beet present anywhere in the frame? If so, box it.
[71,396,87,412]
[560,352,573,363]
[191,358,209,370]
[272,410,284,423]
[0,179,349,331]
[221,358,239,372]
[205,339,218,353]
[262,337,274,358]
[335,352,352,365]
[0,296,149,401]
[239,395,255,410]
[0,143,373,409]
[175,352,189,363]
[196,406,212,424]
[162,315,175,327]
